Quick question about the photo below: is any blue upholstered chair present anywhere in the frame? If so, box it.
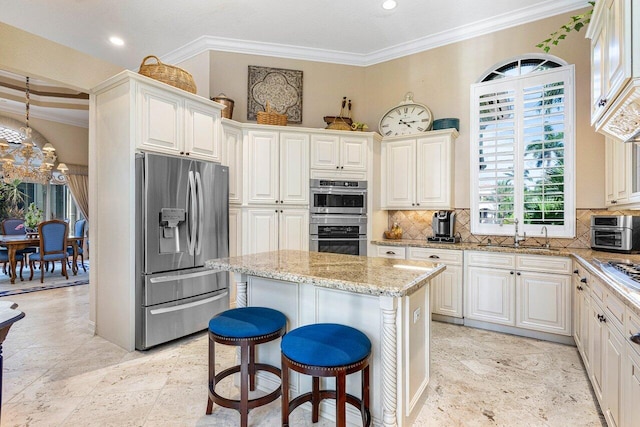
[0,249,24,280]
[206,307,286,427]
[29,220,68,283]
[281,323,372,427]
[1,218,36,276]
[66,219,86,272]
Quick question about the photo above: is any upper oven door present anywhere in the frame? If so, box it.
[310,187,367,214]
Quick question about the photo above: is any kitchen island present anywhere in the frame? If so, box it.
[206,250,446,427]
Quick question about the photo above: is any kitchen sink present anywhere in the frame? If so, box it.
[477,243,559,252]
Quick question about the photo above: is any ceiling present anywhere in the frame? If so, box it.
[0,0,589,127]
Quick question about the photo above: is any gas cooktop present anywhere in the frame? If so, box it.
[596,260,640,291]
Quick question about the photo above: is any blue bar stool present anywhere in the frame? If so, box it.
[206,307,287,427]
[281,323,371,427]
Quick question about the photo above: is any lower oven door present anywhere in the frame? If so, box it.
[591,228,630,252]
[309,236,367,256]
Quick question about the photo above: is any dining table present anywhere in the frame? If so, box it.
[0,234,85,284]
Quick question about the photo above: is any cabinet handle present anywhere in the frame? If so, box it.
[386,251,396,255]
[185,152,190,156]
[573,269,579,274]
[428,255,440,259]
[631,333,640,345]
[180,151,185,155]
[598,314,607,323]
[577,285,583,291]
[598,99,607,107]
[580,277,587,283]
[611,200,618,204]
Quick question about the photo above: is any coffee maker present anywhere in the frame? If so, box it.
[427,210,460,243]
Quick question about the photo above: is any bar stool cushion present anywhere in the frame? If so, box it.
[209,307,286,339]
[281,323,371,367]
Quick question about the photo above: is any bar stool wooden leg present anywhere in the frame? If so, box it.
[312,376,320,422]
[249,343,256,391]
[337,370,346,427]
[362,365,370,426]
[240,340,249,427]
[206,334,215,415]
[281,353,290,427]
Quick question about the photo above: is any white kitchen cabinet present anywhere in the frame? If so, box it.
[137,81,223,161]
[466,265,515,326]
[587,0,636,126]
[381,129,457,210]
[243,208,308,255]
[604,323,625,427]
[222,120,243,204]
[309,133,368,179]
[590,296,606,403]
[465,252,571,337]
[408,247,463,319]
[516,271,571,335]
[573,263,591,371]
[247,130,309,205]
[603,136,640,207]
[624,346,640,427]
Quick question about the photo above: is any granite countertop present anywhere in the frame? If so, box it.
[206,250,445,297]
[372,239,640,317]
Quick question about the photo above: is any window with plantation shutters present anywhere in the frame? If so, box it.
[470,63,575,238]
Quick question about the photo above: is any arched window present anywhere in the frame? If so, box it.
[470,54,575,238]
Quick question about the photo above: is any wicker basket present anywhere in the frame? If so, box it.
[138,55,197,94]
[257,102,287,126]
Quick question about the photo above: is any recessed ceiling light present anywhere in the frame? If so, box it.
[382,0,397,10]
[109,36,125,46]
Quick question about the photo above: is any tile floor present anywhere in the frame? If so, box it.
[1,285,605,426]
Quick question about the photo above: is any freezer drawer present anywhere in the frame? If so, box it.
[143,268,227,306]
[137,288,229,350]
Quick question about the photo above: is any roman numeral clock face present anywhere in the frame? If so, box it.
[379,103,433,137]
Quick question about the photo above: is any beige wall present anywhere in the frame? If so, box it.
[362,9,602,209]
[1,9,605,208]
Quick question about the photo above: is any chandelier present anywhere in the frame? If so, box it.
[0,77,64,184]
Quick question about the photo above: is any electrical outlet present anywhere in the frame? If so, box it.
[413,307,421,324]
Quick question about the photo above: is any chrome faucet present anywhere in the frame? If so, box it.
[513,218,526,247]
[541,226,550,248]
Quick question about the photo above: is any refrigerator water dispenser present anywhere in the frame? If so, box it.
[159,208,185,253]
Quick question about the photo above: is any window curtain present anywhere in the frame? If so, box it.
[64,164,89,221]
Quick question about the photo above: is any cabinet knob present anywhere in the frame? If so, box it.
[598,314,607,323]
[185,152,190,156]
[573,269,579,274]
[510,271,514,275]
[180,151,185,155]
[412,203,415,206]
[341,166,344,169]
[386,251,396,255]
[416,203,420,206]
[336,166,340,169]
[631,333,640,345]
[516,272,521,276]
[577,285,583,291]
[429,255,440,259]
[611,200,618,204]
[580,277,587,283]
[281,200,284,204]
[275,200,279,204]
[598,99,607,107]
[280,210,283,213]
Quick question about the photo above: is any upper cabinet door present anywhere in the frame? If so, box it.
[382,139,415,209]
[310,134,340,170]
[222,123,243,204]
[416,135,453,209]
[184,100,221,162]
[340,136,368,171]
[279,132,309,205]
[137,83,183,154]
[247,130,279,204]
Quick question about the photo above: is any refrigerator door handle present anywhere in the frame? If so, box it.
[187,170,197,255]
[149,291,229,315]
[195,170,205,256]
[149,269,225,283]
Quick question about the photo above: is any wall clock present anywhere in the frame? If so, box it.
[378,92,433,136]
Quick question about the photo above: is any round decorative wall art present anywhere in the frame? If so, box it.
[247,65,303,124]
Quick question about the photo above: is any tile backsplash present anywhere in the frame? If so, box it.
[386,209,639,249]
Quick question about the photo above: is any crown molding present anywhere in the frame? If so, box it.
[161,0,589,67]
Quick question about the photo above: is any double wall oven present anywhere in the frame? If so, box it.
[309,179,368,256]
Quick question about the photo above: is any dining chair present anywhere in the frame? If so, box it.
[0,249,24,281]
[67,219,86,272]
[0,218,36,276]
[29,220,68,283]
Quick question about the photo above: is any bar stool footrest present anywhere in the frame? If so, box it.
[287,390,371,425]
[209,363,282,411]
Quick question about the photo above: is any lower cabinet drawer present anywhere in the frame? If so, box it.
[408,247,462,265]
[605,291,626,334]
[517,255,572,275]
[466,251,516,269]
[375,245,406,259]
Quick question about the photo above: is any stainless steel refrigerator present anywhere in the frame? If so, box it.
[135,152,229,350]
